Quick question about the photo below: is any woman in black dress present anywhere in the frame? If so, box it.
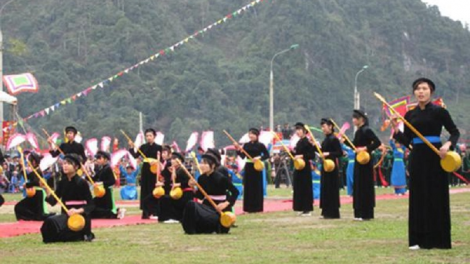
[235,128,269,213]
[90,151,121,219]
[157,152,194,223]
[393,78,459,250]
[41,154,95,243]
[15,153,52,221]
[318,119,343,219]
[128,128,162,219]
[181,154,239,234]
[292,122,316,216]
[350,110,381,221]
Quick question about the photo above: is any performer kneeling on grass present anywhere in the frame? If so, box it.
[41,154,95,243]
[90,151,125,219]
[182,154,239,234]
[15,153,54,221]
[157,152,194,224]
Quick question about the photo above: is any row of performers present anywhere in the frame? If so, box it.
[212,77,460,250]
[8,77,461,250]
[12,126,240,242]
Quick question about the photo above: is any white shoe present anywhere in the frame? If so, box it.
[149,215,159,220]
[163,219,179,224]
[409,245,420,250]
[117,208,126,219]
[353,218,363,221]
[300,212,312,217]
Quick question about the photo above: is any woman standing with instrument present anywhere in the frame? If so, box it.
[234,128,269,213]
[349,110,381,221]
[318,119,343,219]
[292,123,316,216]
[392,78,459,250]
[128,128,163,219]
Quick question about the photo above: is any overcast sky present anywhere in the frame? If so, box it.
[422,0,470,26]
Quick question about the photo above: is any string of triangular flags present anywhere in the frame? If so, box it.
[21,0,268,123]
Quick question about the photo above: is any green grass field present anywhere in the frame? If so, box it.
[1,186,469,264]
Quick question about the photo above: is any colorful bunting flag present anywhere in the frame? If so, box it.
[21,0,269,122]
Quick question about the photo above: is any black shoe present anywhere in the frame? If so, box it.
[84,232,95,242]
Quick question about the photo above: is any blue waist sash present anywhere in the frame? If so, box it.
[412,136,440,145]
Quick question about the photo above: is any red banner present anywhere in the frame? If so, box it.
[2,121,15,145]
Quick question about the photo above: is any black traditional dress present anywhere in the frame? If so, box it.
[142,159,173,218]
[158,167,194,222]
[181,171,239,234]
[238,141,269,213]
[318,134,343,219]
[50,141,87,162]
[293,137,316,212]
[394,102,459,249]
[41,175,95,243]
[15,171,51,221]
[90,164,117,219]
[129,142,162,218]
[350,124,381,219]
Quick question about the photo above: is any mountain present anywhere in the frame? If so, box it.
[2,0,470,146]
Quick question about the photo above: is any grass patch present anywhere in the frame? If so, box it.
[1,186,470,263]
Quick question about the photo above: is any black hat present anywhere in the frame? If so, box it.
[171,152,185,163]
[65,126,78,134]
[201,153,218,165]
[412,77,435,92]
[353,109,367,120]
[95,150,111,160]
[28,152,43,164]
[64,154,82,167]
[294,122,307,131]
[206,148,221,162]
[320,118,333,126]
[248,128,260,136]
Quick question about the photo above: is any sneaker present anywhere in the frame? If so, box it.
[117,208,126,219]
[149,215,159,220]
[353,218,363,221]
[300,212,312,217]
[409,245,420,250]
[163,219,179,224]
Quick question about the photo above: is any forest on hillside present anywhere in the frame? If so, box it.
[2,0,470,146]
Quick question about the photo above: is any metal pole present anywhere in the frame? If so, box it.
[269,44,299,131]
[269,68,274,132]
[0,0,20,123]
[353,65,368,132]
[0,29,3,122]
